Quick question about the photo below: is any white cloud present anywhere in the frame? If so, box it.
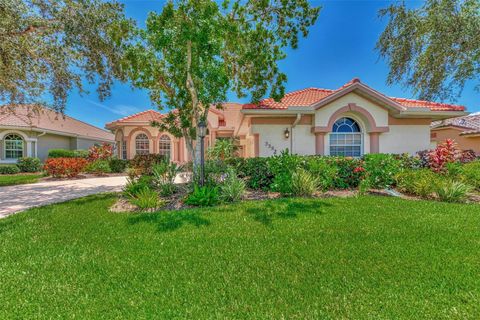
[87,99,141,116]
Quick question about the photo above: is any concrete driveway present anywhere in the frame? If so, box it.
[0,176,127,219]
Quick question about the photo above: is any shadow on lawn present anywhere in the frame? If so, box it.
[245,198,332,227]
[128,211,211,232]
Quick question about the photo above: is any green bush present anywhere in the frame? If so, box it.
[435,180,472,203]
[152,161,180,196]
[130,188,163,211]
[395,169,440,198]
[48,149,88,158]
[220,168,246,202]
[109,158,128,173]
[240,157,273,190]
[185,185,219,207]
[130,154,167,175]
[268,151,303,194]
[123,176,152,198]
[17,157,41,172]
[394,153,422,170]
[291,168,319,197]
[0,165,20,175]
[461,161,480,190]
[326,157,365,189]
[305,156,337,191]
[363,154,401,188]
[85,159,111,175]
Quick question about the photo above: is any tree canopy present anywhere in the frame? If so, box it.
[0,0,132,111]
[123,0,320,163]
[377,0,480,101]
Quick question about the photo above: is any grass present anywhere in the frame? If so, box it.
[0,173,43,186]
[0,195,479,319]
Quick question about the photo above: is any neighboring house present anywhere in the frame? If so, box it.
[0,105,114,163]
[431,113,480,154]
[106,78,467,162]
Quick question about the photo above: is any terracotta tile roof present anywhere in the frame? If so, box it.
[432,112,480,135]
[0,105,114,141]
[243,78,466,112]
[106,109,165,124]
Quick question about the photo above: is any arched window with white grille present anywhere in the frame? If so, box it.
[135,133,150,155]
[329,117,362,157]
[4,134,24,159]
[158,134,171,160]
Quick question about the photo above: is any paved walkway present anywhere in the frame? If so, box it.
[0,176,127,219]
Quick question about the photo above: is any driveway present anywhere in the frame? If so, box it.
[0,176,127,218]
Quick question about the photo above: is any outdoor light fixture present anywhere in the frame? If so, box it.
[284,128,290,139]
[198,120,207,186]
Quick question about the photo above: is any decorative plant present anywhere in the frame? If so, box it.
[0,165,20,175]
[428,139,461,173]
[185,185,220,207]
[435,180,472,203]
[152,161,181,196]
[291,168,319,197]
[16,157,42,173]
[219,168,246,202]
[43,158,88,178]
[130,188,163,211]
[207,138,239,162]
[88,143,113,161]
[85,159,112,176]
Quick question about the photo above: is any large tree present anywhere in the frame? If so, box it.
[376,0,480,101]
[123,0,320,166]
[0,0,132,111]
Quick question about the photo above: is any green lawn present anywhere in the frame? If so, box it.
[1,195,479,319]
[0,173,43,186]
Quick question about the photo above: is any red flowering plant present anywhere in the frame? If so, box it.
[427,139,461,173]
[88,143,113,162]
[44,158,88,178]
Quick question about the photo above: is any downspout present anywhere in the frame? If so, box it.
[290,113,302,153]
[36,131,46,158]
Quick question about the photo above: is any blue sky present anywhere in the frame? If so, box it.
[65,0,479,128]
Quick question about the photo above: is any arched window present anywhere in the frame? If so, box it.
[329,117,362,157]
[135,133,149,155]
[4,134,24,159]
[158,134,171,159]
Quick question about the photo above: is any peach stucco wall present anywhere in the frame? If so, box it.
[432,128,480,153]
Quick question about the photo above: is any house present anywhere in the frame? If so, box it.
[0,105,114,163]
[431,113,480,154]
[106,79,467,162]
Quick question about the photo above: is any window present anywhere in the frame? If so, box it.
[135,133,149,155]
[158,134,171,160]
[4,134,24,159]
[122,141,127,160]
[329,117,362,157]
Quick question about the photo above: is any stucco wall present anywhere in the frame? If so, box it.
[76,138,108,151]
[37,133,71,160]
[252,124,291,157]
[291,125,315,155]
[315,92,389,128]
[432,128,480,153]
[379,125,431,154]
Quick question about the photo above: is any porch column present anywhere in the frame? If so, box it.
[315,132,326,155]
[253,134,259,157]
[369,132,380,153]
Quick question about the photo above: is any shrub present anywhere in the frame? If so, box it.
[88,143,113,161]
[394,153,422,170]
[461,160,480,190]
[460,149,477,164]
[109,158,128,173]
[123,176,153,198]
[435,180,472,203]
[428,139,461,173]
[395,169,440,198]
[130,154,166,175]
[207,138,239,161]
[220,168,246,202]
[241,157,273,190]
[304,156,337,191]
[199,160,230,186]
[43,158,88,178]
[268,151,302,194]
[129,188,163,211]
[16,157,41,172]
[48,149,76,158]
[326,157,365,189]
[0,165,20,175]
[291,168,319,197]
[363,154,401,189]
[185,185,219,207]
[85,159,112,175]
[152,161,180,196]
[73,150,89,158]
